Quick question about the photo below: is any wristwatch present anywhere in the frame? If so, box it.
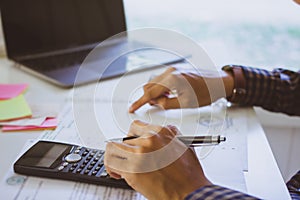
[222,65,247,103]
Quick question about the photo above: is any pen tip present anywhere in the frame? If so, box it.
[220,136,226,142]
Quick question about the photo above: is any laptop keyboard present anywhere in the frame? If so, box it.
[20,39,134,72]
[21,50,93,72]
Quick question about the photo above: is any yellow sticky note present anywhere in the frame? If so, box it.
[0,95,32,122]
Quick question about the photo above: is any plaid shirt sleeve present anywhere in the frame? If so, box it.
[230,66,300,116]
[286,170,300,199]
[185,185,260,200]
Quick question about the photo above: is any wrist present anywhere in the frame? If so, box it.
[222,65,247,103]
[222,71,234,98]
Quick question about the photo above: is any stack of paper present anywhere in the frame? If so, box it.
[0,84,58,132]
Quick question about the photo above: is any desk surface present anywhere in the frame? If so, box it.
[0,58,291,200]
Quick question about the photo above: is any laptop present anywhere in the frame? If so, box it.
[0,0,185,88]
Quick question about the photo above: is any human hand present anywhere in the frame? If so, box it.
[104,120,211,200]
[129,67,234,113]
[294,0,300,5]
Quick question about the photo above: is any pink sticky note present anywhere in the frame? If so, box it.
[2,118,58,132]
[0,84,28,100]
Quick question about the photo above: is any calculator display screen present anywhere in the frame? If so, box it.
[18,142,69,168]
[36,145,68,167]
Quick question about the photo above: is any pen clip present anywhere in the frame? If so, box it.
[187,143,219,147]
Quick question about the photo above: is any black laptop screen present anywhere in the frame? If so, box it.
[0,0,127,58]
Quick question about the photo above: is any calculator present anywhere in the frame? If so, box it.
[13,140,131,189]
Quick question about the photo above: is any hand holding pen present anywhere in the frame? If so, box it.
[104,120,215,200]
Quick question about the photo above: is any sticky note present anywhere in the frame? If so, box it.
[0,95,32,122]
[0,117,46,126]
[0,84,28,100]
[2,118,57,132]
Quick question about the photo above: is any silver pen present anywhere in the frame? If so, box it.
[107,135,226,147]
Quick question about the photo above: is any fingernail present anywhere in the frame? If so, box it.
[129,106,134,113]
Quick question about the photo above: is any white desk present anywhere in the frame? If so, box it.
[0,58,291,199]
[0,59,70,179]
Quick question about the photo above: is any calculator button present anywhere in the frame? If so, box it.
[84,160,89,164]
[74,149,81,154]
[76,168,82,173]
[65,153,82,163]
[100,170,108,177]
[98,161,104,166]
[62,162,69,167]
[87,156,92,160]
[99,150,105,154]
[58,166,64,171]
[81,164,86,168]
[92,171,98,175]
[90,161,96,166]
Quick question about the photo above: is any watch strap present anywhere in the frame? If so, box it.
[222,65,247,103]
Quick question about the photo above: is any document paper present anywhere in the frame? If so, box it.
[1,67,249,199]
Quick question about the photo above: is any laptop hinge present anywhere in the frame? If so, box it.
[16,36,127,61]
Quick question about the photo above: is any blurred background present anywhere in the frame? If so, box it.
[125,0,300,71]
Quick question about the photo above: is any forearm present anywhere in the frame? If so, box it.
[223,65,300,116]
